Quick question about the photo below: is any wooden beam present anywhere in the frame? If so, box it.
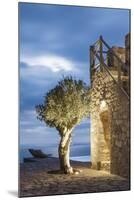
[99,36,104,71]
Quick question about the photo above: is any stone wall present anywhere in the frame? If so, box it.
[125,33,130,67]
[125,33,130,94]
[110,90,130,178]
[90,70,130,178]
[107,46,125,68]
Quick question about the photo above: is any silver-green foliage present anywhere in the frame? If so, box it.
[36,76,90,134]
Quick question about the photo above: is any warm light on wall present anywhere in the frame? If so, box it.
[100,100,108,111]
[100,100,107,110]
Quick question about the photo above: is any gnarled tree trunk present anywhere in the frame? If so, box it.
[58,129,73,174]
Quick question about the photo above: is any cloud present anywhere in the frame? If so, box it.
[19,3,129,148]
[20,4,129,61]
[19,54,89,110]
[20,109,90,147]
[20,109,60,146]
[20,54,88,89]
[21,54,77,72]
[19,53,89,111]
[20,53,89,83]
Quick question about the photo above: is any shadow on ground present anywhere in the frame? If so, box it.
[19,157,130,197]
[8,190,18,197]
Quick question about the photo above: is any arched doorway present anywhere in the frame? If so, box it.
[90,100,111,171]
[99,100,111,150]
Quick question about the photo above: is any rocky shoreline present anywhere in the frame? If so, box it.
[19,157,130,197]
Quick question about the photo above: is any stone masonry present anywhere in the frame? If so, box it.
[107,46,125,68]
[90,34,130,178]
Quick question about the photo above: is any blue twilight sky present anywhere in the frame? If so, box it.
[19,3,130,148]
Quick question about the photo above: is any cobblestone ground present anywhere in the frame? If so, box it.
[19,158,130,197]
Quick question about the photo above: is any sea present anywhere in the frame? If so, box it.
[20,144,90,163]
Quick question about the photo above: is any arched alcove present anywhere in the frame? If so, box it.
[90,100,111,171]
[99,100,111,150]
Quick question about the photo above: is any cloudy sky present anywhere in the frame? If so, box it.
[19,3,129,149]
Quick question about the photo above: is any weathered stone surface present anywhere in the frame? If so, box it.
[90,34,130,178]
[91,69,130,177]
[19,158,130,197]
[107,46,125,68]
[90,70,130,178]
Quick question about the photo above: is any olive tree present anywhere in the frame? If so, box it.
[36,76,90,174]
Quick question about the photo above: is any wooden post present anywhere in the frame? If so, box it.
[90,45,95,84]
[99,36,104,71]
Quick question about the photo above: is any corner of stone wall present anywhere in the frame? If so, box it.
[90,71,130,178]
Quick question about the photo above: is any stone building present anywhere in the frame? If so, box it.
[90,33,130,178]
[107,46,125,68]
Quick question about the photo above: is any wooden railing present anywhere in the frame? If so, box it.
[90,36,129,100]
